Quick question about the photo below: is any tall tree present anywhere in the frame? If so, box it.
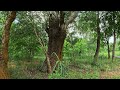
[112,29,116,61]
[104,11,119,61]
[77,11,100,63]
[104,26,112,60]
[93,11,100,64]
[107,38,110,59]
[41,11,79,73]
[0,11,16,79]
[111,11,120,61]
[101,11,116,60]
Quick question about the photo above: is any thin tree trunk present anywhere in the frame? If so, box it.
[93,12,100,65]
[107,39,110,59]
[93,28,100,64]
[0,11,16,79]
[112,30,116,61]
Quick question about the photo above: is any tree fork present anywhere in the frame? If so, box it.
[41,11,79,73]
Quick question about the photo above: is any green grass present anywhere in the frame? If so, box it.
[8,53,120,79]
[8,60,48,79]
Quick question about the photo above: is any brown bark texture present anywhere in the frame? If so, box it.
[41,12,66,73]
[0,11,16,79]
[107,40,110,59]
[41,11,79,73]
[93,12,100,64]
[112,30,116,61]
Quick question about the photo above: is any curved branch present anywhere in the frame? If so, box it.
[2,11,16,66]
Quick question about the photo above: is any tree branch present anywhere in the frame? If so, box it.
[65,11,79,27]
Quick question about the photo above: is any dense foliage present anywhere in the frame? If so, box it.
[1,11,120,79]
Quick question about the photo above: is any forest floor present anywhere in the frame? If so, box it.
[8,57,120,79]
[100,65,120,79]
[8,60,49,79]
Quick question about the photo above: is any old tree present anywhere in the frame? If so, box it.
[41,11,79,73]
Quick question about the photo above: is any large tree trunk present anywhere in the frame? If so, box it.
[93,12,100,65]
[107,39,110,59]
[112,30,116,61]
[0,11,16,79]
[47,31,66,73]
[41,11,79,73]
[41,12,66,73]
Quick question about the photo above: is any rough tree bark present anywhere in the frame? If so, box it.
[41,11,78,73]
[0,11,16,79]
[112,30,116,61]
[41,11,66,73]
[93,12,100,65]
[107,39,110,59]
